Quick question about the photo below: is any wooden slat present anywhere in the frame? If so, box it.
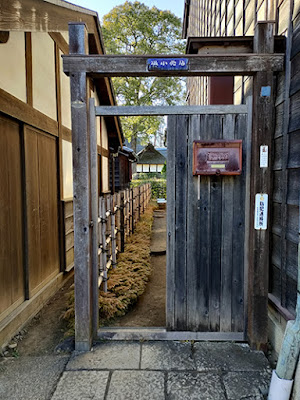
[208,117,222,332]
[231,113,247,332]
[166,115,176,330]
[220,115,235,332]
[63,53,285,77]
[186,114,208,331]
[95,104,248,116]
[174,115,188,330]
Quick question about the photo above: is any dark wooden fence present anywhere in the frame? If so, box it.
[62,183,151,287]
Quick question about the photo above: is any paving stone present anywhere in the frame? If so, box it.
[107,370,164,400]
[141,341,195,370]
[51,370,109,400]
[223,370,271,399]
[66,341,140,370]
[0,355,69,400]
[167,371,226,400]
[194,342,270,372]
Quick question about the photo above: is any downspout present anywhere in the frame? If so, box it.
[268,199,300,399]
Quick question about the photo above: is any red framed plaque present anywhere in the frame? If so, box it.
[193,140,242,175]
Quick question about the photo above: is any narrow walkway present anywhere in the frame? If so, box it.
[109,209,166,327]
[51,341,271,399]
[0,340,272,399]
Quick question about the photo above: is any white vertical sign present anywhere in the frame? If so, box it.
[254,194,268,230]
[260,145,268,168]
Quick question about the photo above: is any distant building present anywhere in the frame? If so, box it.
[136,143,166,174]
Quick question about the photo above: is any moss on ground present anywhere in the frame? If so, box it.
[63,203,154,334]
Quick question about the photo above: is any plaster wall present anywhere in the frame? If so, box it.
[0,32,26,102]
[32,32,57,120]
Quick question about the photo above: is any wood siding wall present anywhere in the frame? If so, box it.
[186,0,300,315]
[0,116,24,318]
[24,127,60,296]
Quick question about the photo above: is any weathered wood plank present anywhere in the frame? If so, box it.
[207,115,223,332]
[220,114,235,332]
[232,113,247,332]
[186,114,207,331]
[174,115,188,330]
[243,96,253,336]
[63,53,284,77]
[95,105,248,116]
[166,115,176,330]
[196,116,212,331]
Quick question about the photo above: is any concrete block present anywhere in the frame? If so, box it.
[141,341,195,370]
[223,370,271,399]
[66,342,140,370]
[167,372,226,400]
[194,342,270,372]
[51,371,109,400]
[106,370,164,400]
[0,355,69,400]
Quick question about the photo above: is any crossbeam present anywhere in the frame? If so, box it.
[95,105,248,116]
[63,54,284,77]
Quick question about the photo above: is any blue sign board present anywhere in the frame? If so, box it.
[147,58,189,71]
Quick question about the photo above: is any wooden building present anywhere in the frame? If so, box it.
[0,0,127,347]
[136,143,166,174]
[183,0,300,384]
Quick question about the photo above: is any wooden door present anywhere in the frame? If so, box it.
[167,110,251,339]
[0,116,24,318]
[24,126,60,296]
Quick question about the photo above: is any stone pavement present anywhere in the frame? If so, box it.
[1,340,271,400]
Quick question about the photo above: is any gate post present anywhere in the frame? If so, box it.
[69,23,93,351]
[248,22,275,350]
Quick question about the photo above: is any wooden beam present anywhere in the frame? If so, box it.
[247,22,275,351]
[25,33,33,107]
[62,126,72,142]
[97,145,110,158]
[0,88,58,137]
[69,22,92,352]
[63,53,284,77]
[95,105,248,116]
[49,32,69,55]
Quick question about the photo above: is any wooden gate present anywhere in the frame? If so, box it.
[167,106,251,339]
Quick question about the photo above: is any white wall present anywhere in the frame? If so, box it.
[60,49,71,129]
[62,139,73,199]
[32,32,57,120]
[0,32,26,102]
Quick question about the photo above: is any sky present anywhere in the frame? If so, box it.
[67,0,185,20]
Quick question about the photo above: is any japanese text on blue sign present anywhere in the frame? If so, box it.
[147,58,189,71]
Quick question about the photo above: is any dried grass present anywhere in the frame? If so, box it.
[63,203,155,334]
